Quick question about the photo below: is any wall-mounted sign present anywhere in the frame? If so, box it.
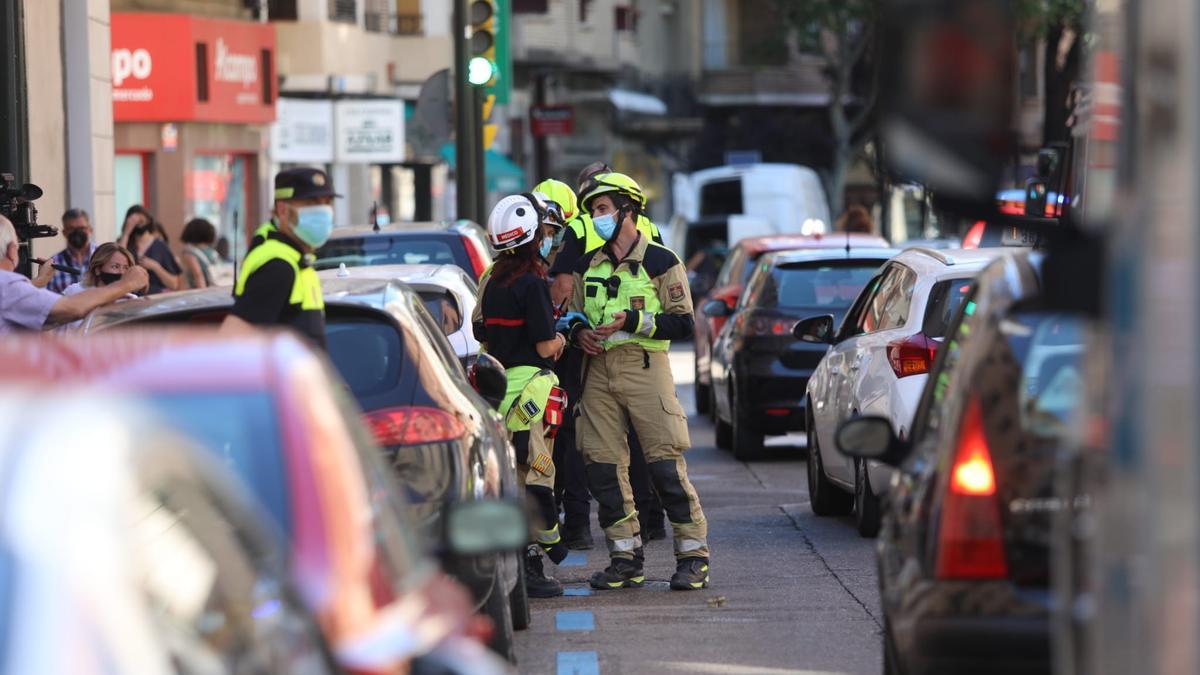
[271,99,335,163]
[111,13,276,124]
[530,105,574,137]
[335,100,405,163]
[160,123,178,151]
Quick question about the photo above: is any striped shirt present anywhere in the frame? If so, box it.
[46,245,95,294]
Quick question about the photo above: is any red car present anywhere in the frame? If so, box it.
[0,332,519,674]
[693,232,889,416]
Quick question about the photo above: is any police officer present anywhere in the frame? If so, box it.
[222,168,337,348]
[565,172,710,591]
[550,164,669,544]
[475,194,572,598]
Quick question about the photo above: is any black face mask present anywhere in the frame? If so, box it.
[67,229,89,249]
[98,271,123,286]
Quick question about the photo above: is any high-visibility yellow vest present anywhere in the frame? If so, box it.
[234,238,325,312]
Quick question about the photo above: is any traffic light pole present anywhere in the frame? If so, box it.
[473,85,487,224]
[453,0,479,223]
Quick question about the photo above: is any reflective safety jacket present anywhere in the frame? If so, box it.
[569,233,694,352]
[567,213,662,254]
[234,235,325,315]
[501,366,562,433]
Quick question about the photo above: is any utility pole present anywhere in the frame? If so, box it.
[453,0,478,223]
[533,72,549,182]
[473,85,486,224]
[0,0,28,182]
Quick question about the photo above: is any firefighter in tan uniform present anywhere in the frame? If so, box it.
[564,173,710,591]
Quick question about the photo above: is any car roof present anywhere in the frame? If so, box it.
[326,221,481,238]
[319,263,474,291]
[762,247,900,265]
[738,233,891,256]
[891,246,1012,275]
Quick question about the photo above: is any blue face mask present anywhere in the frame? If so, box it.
[293,205,334,248]
[539,237,554,259]
[592,213,618,241]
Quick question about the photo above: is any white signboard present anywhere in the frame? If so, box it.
[335,100,405,163]
[271,99,334,163]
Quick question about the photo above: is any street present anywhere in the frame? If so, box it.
[515,348,882,675]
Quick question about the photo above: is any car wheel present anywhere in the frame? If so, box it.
[855,460,882,538]
[483,572,516,663]
[715,415,732,449]
[807,420,853,516]
[509,553,531,631]
[694,357,711,416]
[731,392,764,461]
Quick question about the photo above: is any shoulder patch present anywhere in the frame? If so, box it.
[669,282,685,302]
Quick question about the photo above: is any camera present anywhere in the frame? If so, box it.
[0,173,54,243]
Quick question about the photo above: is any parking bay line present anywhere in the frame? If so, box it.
[560,551,588,566]
[557,651,600,675]
[556,610,595,631]
[563,585,593,596]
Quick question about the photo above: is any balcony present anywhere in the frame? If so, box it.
[697,61,832,107]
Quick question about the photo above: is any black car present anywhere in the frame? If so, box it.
[315,220,493,281]
[706,247,896,460]
[78,278,528,655]
[836,250,1082,674]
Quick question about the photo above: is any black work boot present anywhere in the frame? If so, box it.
[669,557,710,591]
[563,526,594,550]
[525,545,564,598]
[589,557,645,590]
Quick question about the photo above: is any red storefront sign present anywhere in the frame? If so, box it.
[530,105,575,137]
[112,13,276,124]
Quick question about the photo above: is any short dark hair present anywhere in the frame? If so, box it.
[181,218,217,245]
[62,208,89,225]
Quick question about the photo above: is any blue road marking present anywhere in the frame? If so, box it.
[563,586,592,596]
[560,551,587,566]
[557,651,599,675]
[556,610,595,631]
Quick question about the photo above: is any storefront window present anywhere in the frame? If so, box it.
[190,154,249,246]
[115,153,148,234]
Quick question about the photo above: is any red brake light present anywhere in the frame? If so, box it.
[935,398,1008,580]
[887,333,937,378]
[462,235,488,280]
[962,220,985,249]
[746,315,793,336]
[364,406,466,447]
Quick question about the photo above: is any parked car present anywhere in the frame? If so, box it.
[0,333,521,669]
[800,247,1009,536]
[0,391,339,674]
[835,250,1080,675]
[694,232,891,415]
[706,247,897,460]
[78,290,528,659]
[315,220,493,281]
[322,262,482,365]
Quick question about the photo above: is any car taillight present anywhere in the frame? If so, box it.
[462,235,488,279]
[887,333,938,378]
[364,406,466,447]
[935,397,1008,580]
[962,220,986,249]
[743,312,794,336]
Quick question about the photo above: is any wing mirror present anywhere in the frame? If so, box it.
[792,315,835,344]
[468,353,507,410]
[445,499,528,556]
[702,299,733,318]
[835,416,911,467]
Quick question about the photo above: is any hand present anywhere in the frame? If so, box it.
[593,311,626,339]
[121,265,150,293]
[33,258,54,288]
[577,329,604,356]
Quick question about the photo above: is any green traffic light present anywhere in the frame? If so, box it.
[468,56,496,86]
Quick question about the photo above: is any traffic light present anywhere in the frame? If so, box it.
[468,1,499,88]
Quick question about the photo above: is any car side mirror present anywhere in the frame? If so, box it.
[445,499,527,556]
[792,315,835,344]
[702,299,732,318]
[468,353,507,410]
[835,416,910,467]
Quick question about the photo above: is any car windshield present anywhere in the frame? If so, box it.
[145,391,290,533]
[314,235,459,270]
[751,261,882,312]
[923,278,975,338]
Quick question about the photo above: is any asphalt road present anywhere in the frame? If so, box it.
[514,348,883,675]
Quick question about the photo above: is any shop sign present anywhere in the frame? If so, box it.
[335,100,405,163]
[530,105,574,137]
[111,13,276,124]
[271,99,335,163]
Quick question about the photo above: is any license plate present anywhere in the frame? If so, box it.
[1001,226,1038,247]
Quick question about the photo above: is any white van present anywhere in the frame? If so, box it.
[667,163,831,261]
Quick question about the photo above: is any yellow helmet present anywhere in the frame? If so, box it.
[532,179,578,222]
[579,172,647,212]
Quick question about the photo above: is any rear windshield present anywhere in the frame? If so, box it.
[923,278,975,338]
[146,391,290,533]
[326,315,406,398]
[314,234,463,270]
[749,260,881,311]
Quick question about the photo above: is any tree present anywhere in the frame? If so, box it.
[777,0,881,220]
[1016,0,1087,145]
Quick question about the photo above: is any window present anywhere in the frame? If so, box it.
[615,5,637,31]
[580,0,594,22]
[858,265,916,333]
[910,286,980,442]
[699,179,743,218]
[364,0,394,33]
[329,0,357,23]
[418,289,463,337]
[513,0,550,12]
[1006,312,1085,439]
[267,0,298,20]
[326,317,406,398]
[190,154,249,248]
[715,247,744,287]
[922,278,975,338]
[314,235,461,269]
[749,261,882,314]
[194,43,209,102]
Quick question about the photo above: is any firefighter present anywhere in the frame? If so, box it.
[474,194,572,598]
[564,172,710,591]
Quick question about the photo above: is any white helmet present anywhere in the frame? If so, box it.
[487,193,544,252]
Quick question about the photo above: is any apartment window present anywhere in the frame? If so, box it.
[513,0,549,12]
[365,0,395,32]
[267,0,298,20]
[615,6,637,31]
[195,43,209,102]
[329,0,357,23]
[580,0,594,23]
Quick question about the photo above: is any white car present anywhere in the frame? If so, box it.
[322,263,481,364]
[802,247,1010,536]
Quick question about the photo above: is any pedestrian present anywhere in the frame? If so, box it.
[46,208,96,294]
[221,167,337,349]
[474,194,571,598]
[836,205,874,234]
[564,172,711,591]
[120,204,152,241]
[60,242,141,298]
[549,164,669,545]
[179,217,219,289]
[0,215,148,332]
[126,220,182,294]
